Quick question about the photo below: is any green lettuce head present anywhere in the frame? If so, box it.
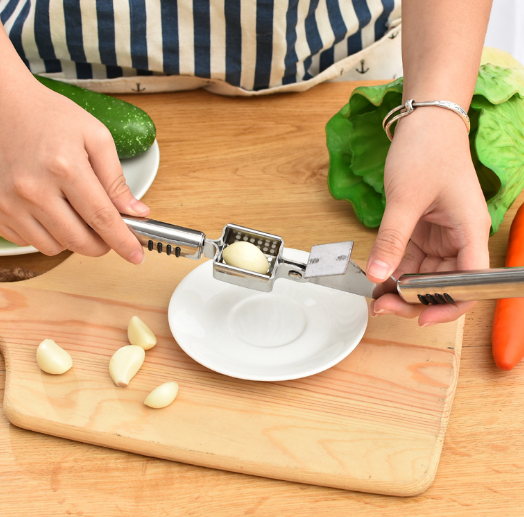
[326,49,524,233]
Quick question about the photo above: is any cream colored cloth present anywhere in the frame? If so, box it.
[45,20,403,96]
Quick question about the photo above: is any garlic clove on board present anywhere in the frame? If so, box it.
[36,339,73,375]
[222,241,270,274]
[109,345,145,387]
[144,381,179,409]
[128,316,157,350]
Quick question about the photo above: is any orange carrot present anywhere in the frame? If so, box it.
[492,202,524,370]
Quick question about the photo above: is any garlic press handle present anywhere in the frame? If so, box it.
[397,267,524,304]
[122,216,206,259]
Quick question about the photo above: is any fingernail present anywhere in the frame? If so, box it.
[130,249,145,265]
[130,199,150,216]
[367,260,391,281]
[422,322,436,327]
[375,308,395,315]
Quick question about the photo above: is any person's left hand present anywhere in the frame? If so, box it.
[366,107,492,326]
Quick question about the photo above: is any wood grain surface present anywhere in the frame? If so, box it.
[0,248,462,496]
[0,83,522,516]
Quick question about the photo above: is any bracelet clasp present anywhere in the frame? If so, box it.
[382,99,470,141]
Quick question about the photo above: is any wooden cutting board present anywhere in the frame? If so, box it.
[0,249,462,497]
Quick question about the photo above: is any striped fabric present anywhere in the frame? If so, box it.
[1,0,401,92]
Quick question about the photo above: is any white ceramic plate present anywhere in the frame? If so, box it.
[168,249,368,382]
[0,140,160,256]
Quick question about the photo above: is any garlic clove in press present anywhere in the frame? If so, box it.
[222,241,270,274]
[144,381,179,409]
[36,339,73,375]
[128,316,157,350]
[109,345,145,387]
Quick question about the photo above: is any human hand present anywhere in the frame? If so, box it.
[0,76,149,263]
[366,108,491,325]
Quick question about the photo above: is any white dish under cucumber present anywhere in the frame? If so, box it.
[0,140,159,257]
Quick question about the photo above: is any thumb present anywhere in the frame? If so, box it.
[367,201,420,282]
[86,127,150,217]
[101,169,150,217]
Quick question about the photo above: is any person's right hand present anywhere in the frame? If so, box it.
[0,76,149,264]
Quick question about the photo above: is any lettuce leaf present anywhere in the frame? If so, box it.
[326,61,524,233]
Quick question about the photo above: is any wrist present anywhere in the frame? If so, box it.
[401,84,474,113]
[394,104,471,142]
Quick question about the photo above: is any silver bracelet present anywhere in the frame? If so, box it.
[382,99,470,141]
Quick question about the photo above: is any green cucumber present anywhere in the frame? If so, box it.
[34,75,156,159]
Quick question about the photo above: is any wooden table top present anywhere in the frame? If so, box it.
[1,82,523,516]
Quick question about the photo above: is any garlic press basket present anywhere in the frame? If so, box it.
[122,216,524,304]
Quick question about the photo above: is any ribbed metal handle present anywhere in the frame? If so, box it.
[122,216,205,259]
[397,267,524,304]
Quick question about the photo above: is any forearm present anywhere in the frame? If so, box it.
[0,24,38,103]
[401,0,492,109]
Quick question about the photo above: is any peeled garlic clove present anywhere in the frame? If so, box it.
[36,339,73,375]
[144,381,179,409]
[109,345,145,387]
[128,316,157,350]
[222,241,270,274]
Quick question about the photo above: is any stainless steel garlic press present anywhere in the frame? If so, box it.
[122,216,524,304]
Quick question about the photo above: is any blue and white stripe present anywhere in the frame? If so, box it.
[1,0,401,92]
